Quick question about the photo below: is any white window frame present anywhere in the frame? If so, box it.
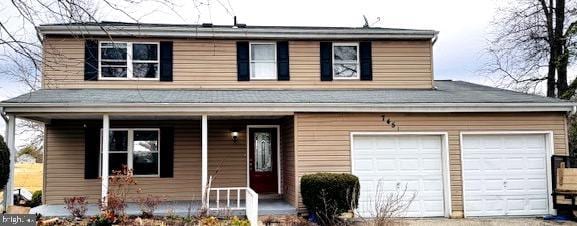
[332,42,360,80]
[249,42,277,80]
[98,41,160,81]
[99,128,161,177]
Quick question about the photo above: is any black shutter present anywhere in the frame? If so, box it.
[237,42,250,81]
[320,42,333,81]
[84,126,101,179]
[160,41,173,82]
[84,40,99,81]
[359,41,373,81]
[160,127,174,178]
[277,41,290,81]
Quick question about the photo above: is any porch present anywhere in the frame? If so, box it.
[30,199,296,217]
[2,113,298,224]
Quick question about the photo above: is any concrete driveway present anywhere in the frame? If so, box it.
[395,218,576,226]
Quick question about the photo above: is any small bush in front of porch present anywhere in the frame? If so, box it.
[64,196,88,219]
[94,165,137,225]
[300,173,359,225]
[134,190,165,218]
[105,166,137,211]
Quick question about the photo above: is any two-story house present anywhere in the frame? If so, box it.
[0,22,574,219]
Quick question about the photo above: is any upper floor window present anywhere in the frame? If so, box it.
[99,42,160,80]
[333,43,359,79]
[250,42,277,80]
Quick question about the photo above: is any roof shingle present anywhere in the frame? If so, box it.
[2,81,567,105]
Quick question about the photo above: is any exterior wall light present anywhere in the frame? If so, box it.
[232,131,239,143]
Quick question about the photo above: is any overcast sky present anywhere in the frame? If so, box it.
[0,0,500,139]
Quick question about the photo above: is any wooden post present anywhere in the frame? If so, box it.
[4,114,16,208]
[101,114,110,207]
[201,115,208,207]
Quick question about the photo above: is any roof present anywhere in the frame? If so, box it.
[1,81,574,114]
[37,22,438,40]
[2,80,568,104]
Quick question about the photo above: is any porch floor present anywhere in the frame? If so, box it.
[30,199,296,217]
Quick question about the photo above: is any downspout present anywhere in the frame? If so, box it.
[0,107,8,123]
[571,105,577,115]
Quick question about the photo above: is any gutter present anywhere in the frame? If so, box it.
[1,102,575,114]
[37,25,438,40]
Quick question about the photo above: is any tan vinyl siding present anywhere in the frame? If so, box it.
[207,120,249,188]
[44,118,294,204]
[281,117,296,206]
[44,120,202,204]
[293,112,568,217]
[42,37,433,89]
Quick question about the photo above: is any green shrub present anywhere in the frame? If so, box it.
[31,190,42,207]
[300,173,359,223]
[0,135,9,191]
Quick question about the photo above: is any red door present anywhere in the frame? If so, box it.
[249,128,278,194]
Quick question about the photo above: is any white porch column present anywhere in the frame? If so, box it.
[201,115,208,206]
[4,114,16,208]
[101,114,110,207]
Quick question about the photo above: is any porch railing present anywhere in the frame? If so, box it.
[207,187,259,225]
[245,188,259,225]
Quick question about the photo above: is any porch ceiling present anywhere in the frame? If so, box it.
[15,113,289,123]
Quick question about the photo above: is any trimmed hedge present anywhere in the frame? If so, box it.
[300,173,360,215]
[0,135,9,191]
[31,190,42,207]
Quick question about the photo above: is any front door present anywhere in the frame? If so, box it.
[249,127,278,194]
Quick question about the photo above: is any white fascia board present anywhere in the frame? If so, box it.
[1,102,575,114]
[37,25,437,40]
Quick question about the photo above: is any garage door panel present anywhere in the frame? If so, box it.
[353,135,445,218]
[528,199,549,210]
[376,160,396,170]
[399,159,420,169]
[462,134,549,217]
[466,198,506,216]
[527,158,547,169]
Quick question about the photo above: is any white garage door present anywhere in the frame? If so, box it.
[352,135,446,217]
[462,134,550,216]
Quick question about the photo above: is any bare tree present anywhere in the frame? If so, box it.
[486,0,577,98]
[16,119,43,150]
[0,0,186,163]
[356,181,416,226]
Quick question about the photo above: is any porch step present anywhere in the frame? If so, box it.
[258,194,282,200]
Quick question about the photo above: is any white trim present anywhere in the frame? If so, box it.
[459,131,555,217]
[98,41,160,81]
[98,128,161,177]
[350,131,452,218]
[5,114,16,208]
[332,42,360,80]
[249,42,277,80]
[201,115,208,205]
[101,114,110,206]
[246,125,282,195]
[3,102,575,114]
